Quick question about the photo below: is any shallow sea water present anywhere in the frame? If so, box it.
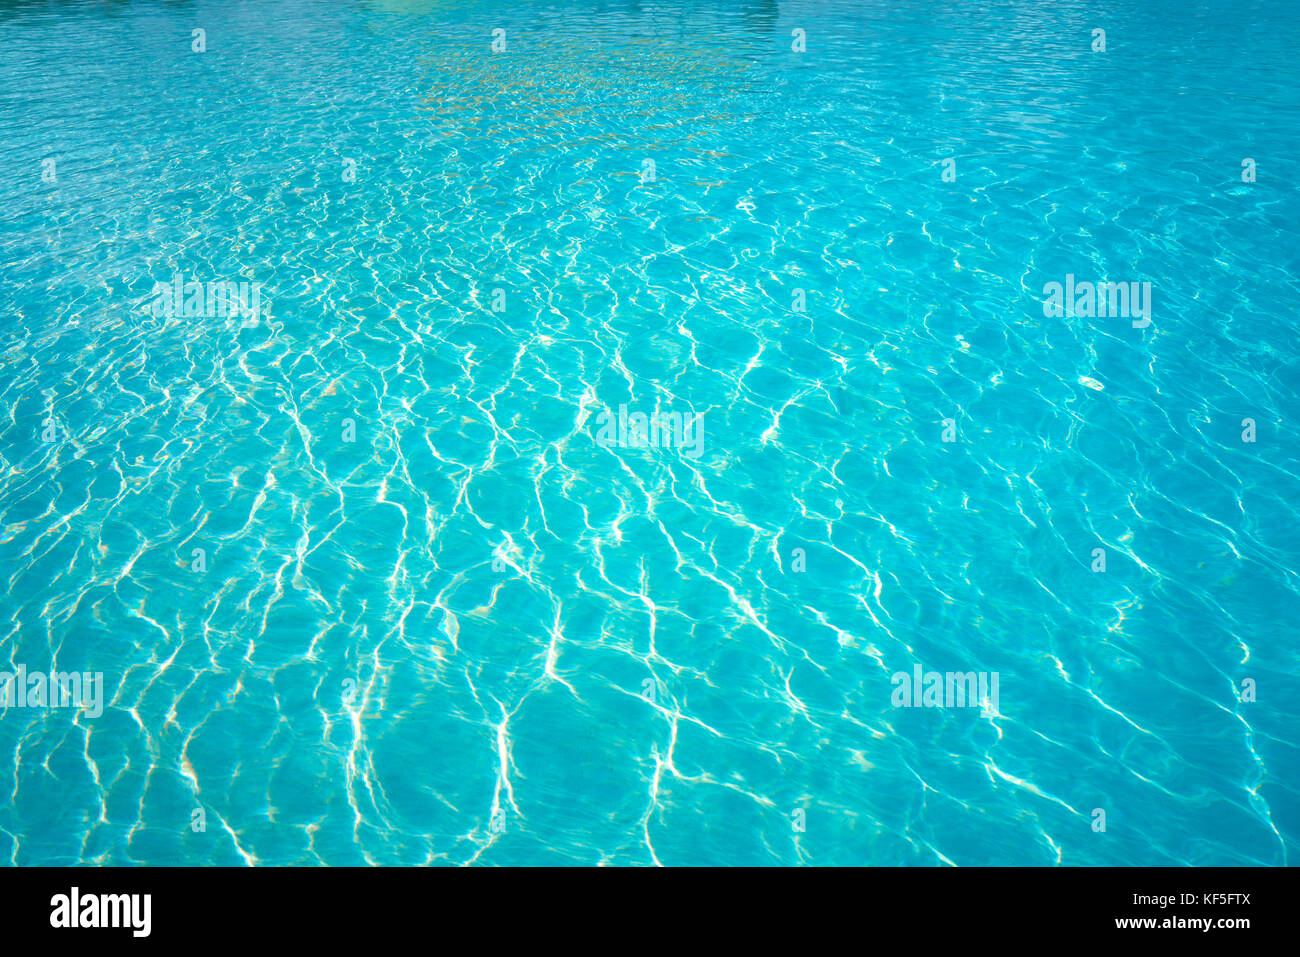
[0,0,1298,865]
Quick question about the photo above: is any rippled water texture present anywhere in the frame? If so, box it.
[0,0,1298,865]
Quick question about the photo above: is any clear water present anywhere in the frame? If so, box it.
[1,0,1297,866]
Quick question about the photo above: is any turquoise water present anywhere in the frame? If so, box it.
[1,0,1298,866]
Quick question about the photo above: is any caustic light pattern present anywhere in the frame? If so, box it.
[0,0,1297,866]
